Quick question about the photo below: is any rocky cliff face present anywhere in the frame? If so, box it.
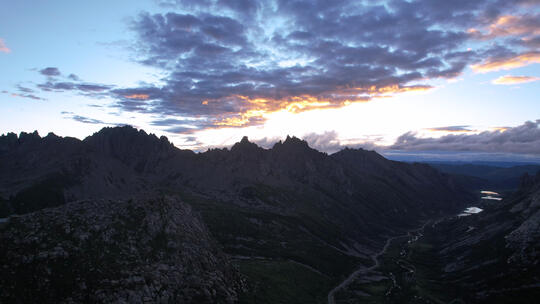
[0,196,244,303]
[505,172,540,266]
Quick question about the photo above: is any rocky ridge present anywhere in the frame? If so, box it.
[0,196,244,303]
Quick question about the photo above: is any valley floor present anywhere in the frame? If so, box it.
[328,219,436,304]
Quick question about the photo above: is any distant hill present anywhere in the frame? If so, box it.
[428,163,540,191]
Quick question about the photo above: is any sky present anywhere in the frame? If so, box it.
[1,0,539,162]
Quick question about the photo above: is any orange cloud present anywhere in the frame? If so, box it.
[0,38,10,53]
[492,75,540,85]
[471,52,540,72]
[490,127,509,132]
[203,84,433,128]
[124,94,149,99]
[468,15,540,40]
[364,84,432,94]
[214,109,267,127]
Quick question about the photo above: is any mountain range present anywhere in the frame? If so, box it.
[0,126,537,303]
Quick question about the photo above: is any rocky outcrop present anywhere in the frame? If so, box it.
[0,196,244,303]
[505,172,540,265]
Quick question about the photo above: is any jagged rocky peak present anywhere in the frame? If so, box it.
[272,135,314,154]
[0,132,20,152]
[14,131,42,148]
[331,146,387,167]
[0,131,47,152]
[88,125,146,141]
[230,136,262,153]
[283,135,308,147]
[44,132,59,139]
[19,130,41,141]
[84,125,175,156]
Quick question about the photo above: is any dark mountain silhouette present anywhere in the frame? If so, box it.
[2,126,530,303]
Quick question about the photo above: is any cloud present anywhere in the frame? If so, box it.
[16,85,35,93]
[426,126,475,132]
[34,68,113,100]
[2,87,45,101]
[468,14,540,40]
[61,112,124,126]
[108,0,539,133]
[390,120,540,155]
[249,131,383,154]
[9,93,44,101]
[0,38,10,53]
[124,94,149,100]
[202,119,540,158]
[39,67,61,76]
[26,1,540,134]
[472,52,540,72]
[519,36,540,48]
[108,1,483,130]
[492,75,540,85]
[68,73,80,81]
[301,131,381,153]
[382,150,540,163]
[37,81,111,93]
[71,115,106,124]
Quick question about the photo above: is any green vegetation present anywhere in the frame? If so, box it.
[335,232,461,303]
[176,189,374,303]
[9,172,73,215]
[237,259,334,304]
[178,189,366,275]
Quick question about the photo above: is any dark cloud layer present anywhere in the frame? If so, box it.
[247,120,540,156]
[28,0,540,133]
[116,0,540,131]
[39,67,61,77]
[390,120,540,155]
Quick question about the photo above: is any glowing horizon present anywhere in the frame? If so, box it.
[0,0,539,159]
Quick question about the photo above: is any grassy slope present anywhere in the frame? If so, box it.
[177,189,369,303]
